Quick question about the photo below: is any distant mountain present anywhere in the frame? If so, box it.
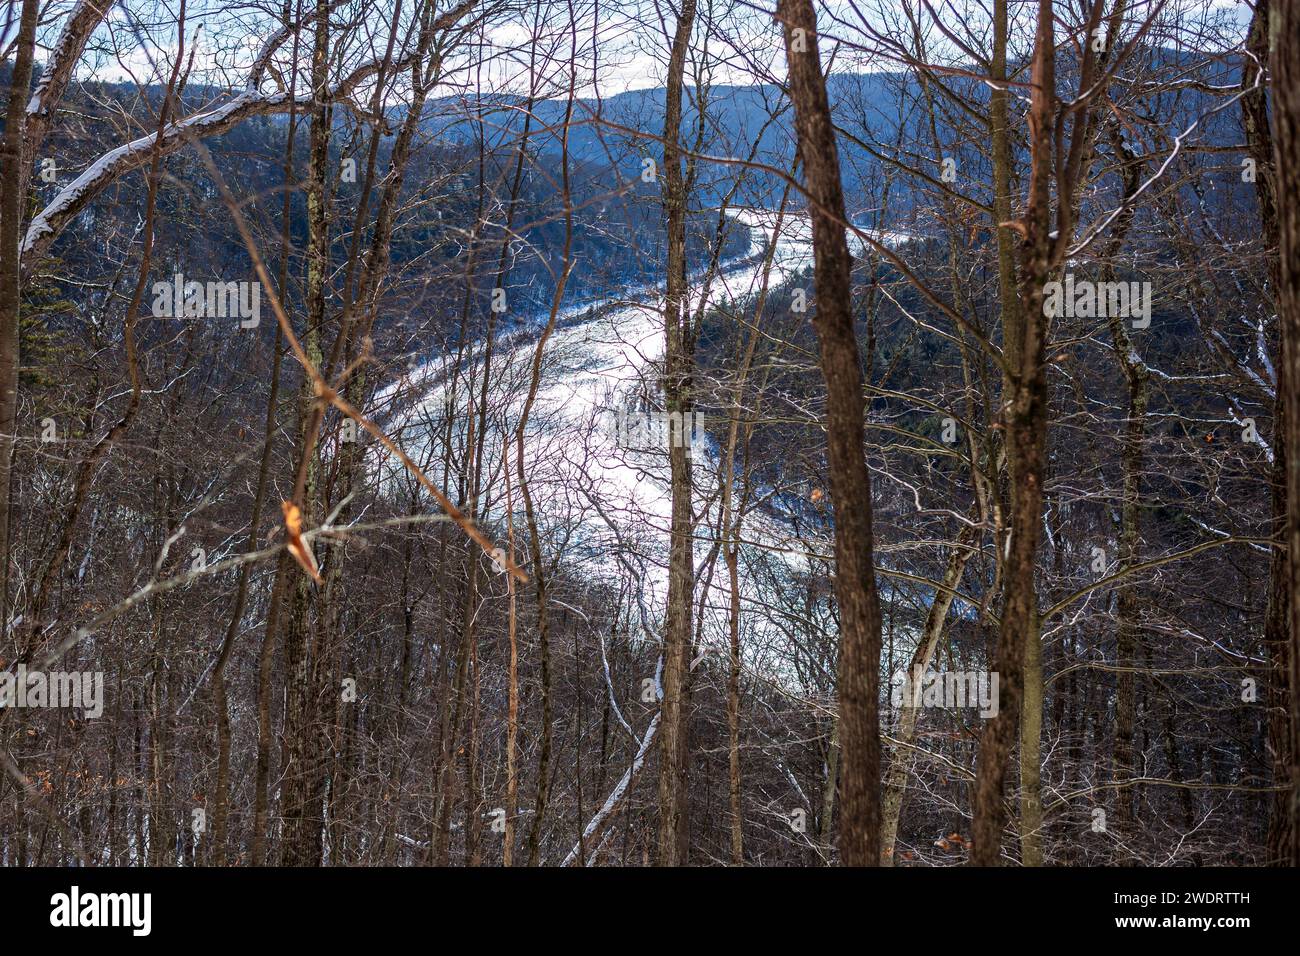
[420,72,911,205]
[417,48,1245,212]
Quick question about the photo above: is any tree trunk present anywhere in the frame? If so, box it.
[656,0,698,867]
[0,0,39,638]
[1242,0,1293,867]
[971,0,1055,866]
[881,522,977,863]
[279,0,332,866]
[1271,0,1300,870]
[778,0,885,866]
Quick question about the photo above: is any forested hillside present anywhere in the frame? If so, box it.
[1,0,1298,874]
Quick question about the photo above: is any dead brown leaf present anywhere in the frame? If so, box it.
[281,500,322,584]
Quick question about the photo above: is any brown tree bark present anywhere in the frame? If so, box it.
[253,52,303,864]
[970,0,1056,866]
[656,0,698,867]
[1105,133,1148,846]
[279,0,333,867]
[778,0,885,866]
[1242,0,1293,867]
[1271,0,1300,870]
[0,0,38,641]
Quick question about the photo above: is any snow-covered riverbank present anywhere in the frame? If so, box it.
[378,208,916,660]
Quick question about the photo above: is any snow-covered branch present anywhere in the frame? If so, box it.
[22,89,296,264]
[25,1,112,156]
[20,0,481,268]
[560,710,661,866]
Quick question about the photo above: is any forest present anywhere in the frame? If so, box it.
[1,0,1299,871]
